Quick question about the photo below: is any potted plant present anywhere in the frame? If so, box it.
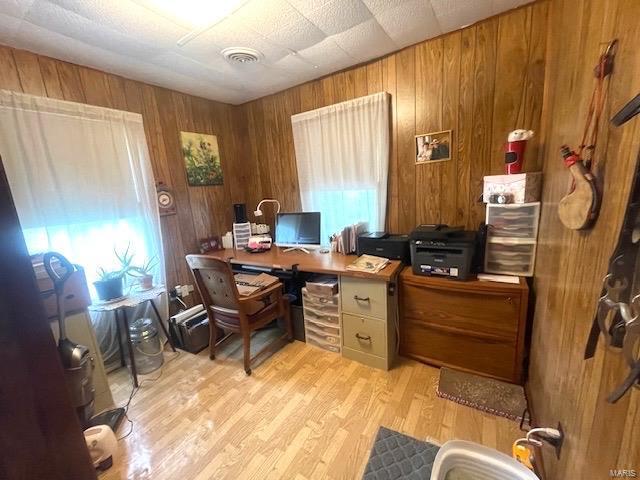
[93,245,134,301]
[128,256,158,290]
[94,268,124,301]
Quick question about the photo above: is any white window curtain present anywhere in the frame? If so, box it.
[0,89,165,365]
[291,92,390,241]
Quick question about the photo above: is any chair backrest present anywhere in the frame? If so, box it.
[186,255,240,312]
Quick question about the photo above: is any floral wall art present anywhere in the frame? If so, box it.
[180,131,223,186]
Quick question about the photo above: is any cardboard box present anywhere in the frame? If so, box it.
[483,172,542,204]
[305,275,339,296]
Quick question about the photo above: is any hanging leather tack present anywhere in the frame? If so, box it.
[558,39,617,230]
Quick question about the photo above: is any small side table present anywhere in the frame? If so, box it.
[89,286,175,387]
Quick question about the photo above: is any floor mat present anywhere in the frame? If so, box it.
[437,367,527,422]
[362,426,440,480]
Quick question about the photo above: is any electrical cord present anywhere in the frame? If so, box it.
[526,427,562,443]
[116,348,180,441]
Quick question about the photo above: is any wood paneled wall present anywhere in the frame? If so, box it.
[0,3,549,295]
[2,0,639,477]
[0,46,248,300]
[529,0,640,477]
[240,2,548,233]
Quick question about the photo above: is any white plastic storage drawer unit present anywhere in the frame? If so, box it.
[485,238,537,276]
[485,202,540,277]
[302,285,341,353]
[486,202,540,240]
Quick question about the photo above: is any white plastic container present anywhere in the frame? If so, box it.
[485,202,540,277]
[431,440,539,480]
[485,238,537,277]
[306,330,341,353]
[302,288,339,314]
[486,202,540,240]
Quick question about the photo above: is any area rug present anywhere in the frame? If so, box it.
[437,367,528,422]
[362,426,440,480]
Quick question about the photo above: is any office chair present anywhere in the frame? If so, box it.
[186,255,293,375]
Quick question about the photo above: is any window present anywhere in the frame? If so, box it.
[291,92,390,240]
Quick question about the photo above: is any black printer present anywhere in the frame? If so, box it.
[409,225,477,280]
[357,232,411,263]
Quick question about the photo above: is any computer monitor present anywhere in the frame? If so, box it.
[275,212,321,251]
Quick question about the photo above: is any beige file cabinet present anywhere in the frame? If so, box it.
[340,276,396,370]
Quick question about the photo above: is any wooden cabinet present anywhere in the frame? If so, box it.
[399,268,529,383]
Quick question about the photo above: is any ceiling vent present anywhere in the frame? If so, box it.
[221,47,262,64]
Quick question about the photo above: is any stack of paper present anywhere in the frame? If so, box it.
[234,272,279,296]
[346,254,390,274]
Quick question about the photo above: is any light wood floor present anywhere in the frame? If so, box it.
[102,328,522,479]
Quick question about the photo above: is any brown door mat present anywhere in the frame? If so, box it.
[437,367,528,422]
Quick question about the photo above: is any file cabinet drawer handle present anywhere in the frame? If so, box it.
[355,333,371,342]
[353,295,370,302]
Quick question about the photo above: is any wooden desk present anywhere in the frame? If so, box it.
[204,248,401,370]
[203,248,403,282]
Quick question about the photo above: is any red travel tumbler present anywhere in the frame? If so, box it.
[504,130,534,174]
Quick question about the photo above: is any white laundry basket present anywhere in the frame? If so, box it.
[430,440,539,480]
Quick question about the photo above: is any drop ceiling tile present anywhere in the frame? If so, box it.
[47,0,189,48]
[430,0,493,32]
[267,17,327,52]
[182,15,289,64]
[150,51,237,85]
[0,0,537,103]
[331,18,396,63]
[225,63,291,91]
[375,0,440,48]
[12,19,160,83]
[0,13,22,43]
[297,37,355,71]
[287,0,333,14]
[360,0,401,15]
[25,1,162,59]
[0,0,36,19]
[303,0,374,36]
[273,54,316,75]
[272,55,328,86]
[233,0,302,35]
[132,0,249,30]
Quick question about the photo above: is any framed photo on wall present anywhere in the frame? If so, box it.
[415,130,452,164]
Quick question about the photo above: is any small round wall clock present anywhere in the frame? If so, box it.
[156,181,176,216]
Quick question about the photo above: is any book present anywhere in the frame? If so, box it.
[346,254,390,274]
[234,272,279,296]
[330,221,368,254]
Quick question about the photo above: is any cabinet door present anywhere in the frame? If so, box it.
[401,322,517,381]
[401,282,520,339]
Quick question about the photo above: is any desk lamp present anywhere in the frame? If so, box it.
[254,198,281,217]
[246,199,280,252]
